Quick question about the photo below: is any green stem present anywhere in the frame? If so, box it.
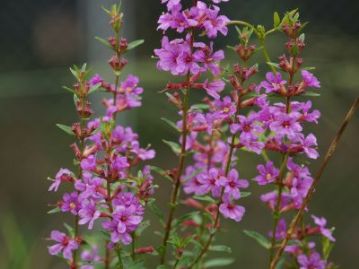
[72,88,88,268]
[160,86,191,264]
[131,234,136,260]
[259,37,277,73]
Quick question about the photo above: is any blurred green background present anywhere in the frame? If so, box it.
[0,0,358,268]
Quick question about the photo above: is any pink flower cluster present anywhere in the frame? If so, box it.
[251,17,335,268]
[159,0,229,37]
[47,7,155,268]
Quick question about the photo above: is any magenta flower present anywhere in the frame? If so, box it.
[301,70,320,88]
[293,101,321,123]
[297,252,326,269]
[154,36,200,76]
[49,168,73,192]
[81,155,97,172]
[230,114,264,141]
[270,112,302,139]
[89,74,103,86]
[312,215,335,242]
[48,230,79,260]
[212,96,236,120]
[161,0,181,11]
[60,192,81,215]
[111,125,138,147]
[223,169,248,200]
[203,79,225,99]
[197,168,227,197]
[259,72,287,93]
[254,161,279,186]
[80,246,101,269]
[300,133,319,159]
[201,3,230,38]
[117,75,144,109]
[219,200,245,222]
[78,199,101,229]
[102,204,143,245]
[273,218,287,240]
[193,43,224,76]
[75,174,106,200]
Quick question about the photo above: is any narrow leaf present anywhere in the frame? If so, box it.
[273,12,281,27]
[62,86,75,94]
[204,258,235,268]
[89,83,102,94]
[127,39,145,51]
[161,117,180,132]
[63,223,75,237]
[95,36,112,49]
[304,91,320,97]
[209,245,232,253]
[47,207,60,214]
[243,230,271,249]
[56,124,74,136]
[193,195,216,203]
[162,140,181,155]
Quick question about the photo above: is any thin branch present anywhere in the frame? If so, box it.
[270,97,359,269]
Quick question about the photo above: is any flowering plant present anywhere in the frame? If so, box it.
[47,1,358,269]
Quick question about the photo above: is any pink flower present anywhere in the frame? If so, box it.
[259,72,287,93]
[49,168,73,192]
[203,79,225,99]
[312,215,335,242]
[219,201,245,222]
[301,70,320,88]
[254,161,279,186]
[48,230,79,260]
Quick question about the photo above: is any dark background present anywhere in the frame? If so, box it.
[0,0,358,268]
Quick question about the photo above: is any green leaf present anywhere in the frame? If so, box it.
[95,36,112,49]
[150,165,173,182]
[193,195,216,203]
[47,207,60,214]
[209,245,232,253]
[191,104,209,111]
[63,223,75,237]
[304,91,320,97]
[56,124,74,136]
[127,39,145,51]
[204,258,235,268]
[267,62,280,69]
[243,230,271,249]
[62,86,75,94]
[161,117,180,132]
[273,12,281,27]
[89,83,102,94]
[322,232,335,260]
[162,140,181,155]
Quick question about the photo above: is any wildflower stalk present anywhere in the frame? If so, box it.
[189,89,245,269]
[270,97,359,269]
[160,80,191,264]
[269,36,297,261]
[72,74,91,269]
